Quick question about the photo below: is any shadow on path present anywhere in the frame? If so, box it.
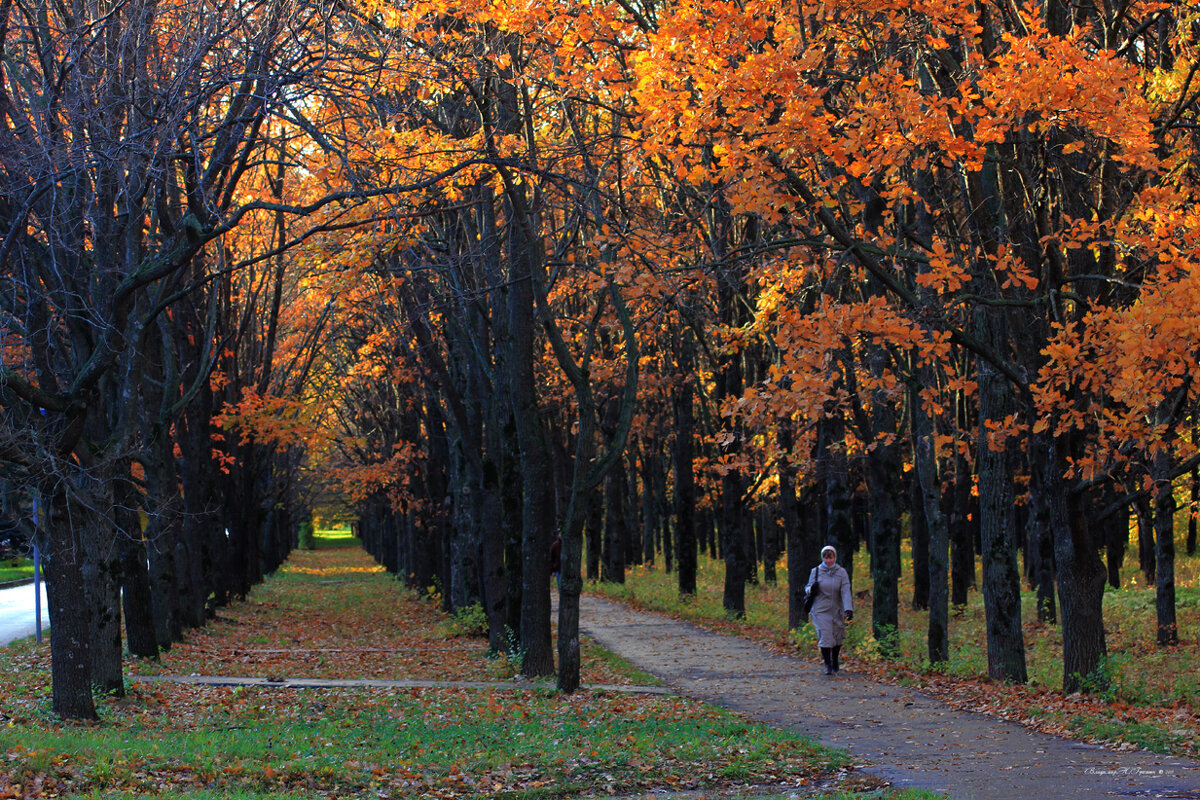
[577,594,1200,800]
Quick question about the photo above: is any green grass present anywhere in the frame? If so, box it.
[312,527,357,547]
[0,672,848,797]
[0,557,35,583]
[580,640,664,686]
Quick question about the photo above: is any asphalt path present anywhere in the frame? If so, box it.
[577,594,1200,800]
[0,580,48,647]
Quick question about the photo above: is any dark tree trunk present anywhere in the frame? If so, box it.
[640,450,658,566]
[762,504,779,586]
[1153,452,1178,646]
[602,446,629,585]
[820,415,854,571]
[1026,448,1058,624]
[44,487,98,720]
[1136,496,1155,584]
[658,463,673,573]
[146,500,182,650]
[1105,503,1128,589]
[949,448,976,606]
[909,463,930,611]
[674,366,698,597]
[1040,435,1108,693]
[479,399,510,653]
[848,349,902,656]
[912,378,949,665]
[116,475,158,659]
[863,437,901,655]
[625,464,641,567]
[87,524,125,696]
[584,484,603,582]
[780,424,805,629]
[974,316,1027,684]
[720,469,749,618]
[509,215,554,678]
[1189,460,1198,557]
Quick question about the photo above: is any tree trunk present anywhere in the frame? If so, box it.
[974,312,1027,683]
[1189,460,1198,557]
[509,215,554,677]
[780,424,805,629]
[762,504,779,586]
[1026,448,1058,624]
[820,415,854,573]
[1105,502,1128,589]
[658,464,673,573]
[44,486,98,720]
[1041,435,1108,693]
[1153,452,1178,646]
[584,485,603,582]
[602,446,628,584]
[674,357,698,597]
[116,474,158,659]
[912,379,949,664]
[641,450,659,566]
[720,468,749,618]
[949,448,976,606]
[865,442,902,655]
[87,536,125,696]
[1135,496,1155,584]
[909,463,930,611]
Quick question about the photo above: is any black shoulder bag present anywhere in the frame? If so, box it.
[803,567,820,615]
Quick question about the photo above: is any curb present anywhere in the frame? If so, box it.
[131,675,672,694]
[0,578,34,590]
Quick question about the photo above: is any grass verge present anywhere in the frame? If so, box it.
[0,559,35,584]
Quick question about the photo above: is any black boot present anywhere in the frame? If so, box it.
[832,646,841,674]
[821,647,833,675]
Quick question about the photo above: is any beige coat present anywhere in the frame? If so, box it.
[806,562,853,647]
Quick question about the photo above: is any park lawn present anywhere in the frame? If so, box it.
[0,537,933,800]
[592,545,1200,760]
[0,558,35,584]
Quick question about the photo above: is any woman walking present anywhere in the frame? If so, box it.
[805,545,854,675]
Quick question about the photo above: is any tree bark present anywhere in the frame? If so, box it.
[1189,460,1198,557]
[912,379,949,664]
[43,485,98,720]
[1153,450,1178,646]
[508,212,554,677]
[116,474,158,659]
[674,361,698,597]
[780,423,805,629]
[974,309,1027,683]
[1039,434,1108,693]
[1136,496,1156,584]
[909,464,930,611]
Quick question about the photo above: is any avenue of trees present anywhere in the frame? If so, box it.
[3,0,1200,718]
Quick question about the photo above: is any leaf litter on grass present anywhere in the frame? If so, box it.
[0,542,884,799]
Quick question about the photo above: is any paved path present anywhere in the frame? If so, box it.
[577,594,1200,800]
[0,579,47,647]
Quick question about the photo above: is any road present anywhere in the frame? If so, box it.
[0,580,48,646]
